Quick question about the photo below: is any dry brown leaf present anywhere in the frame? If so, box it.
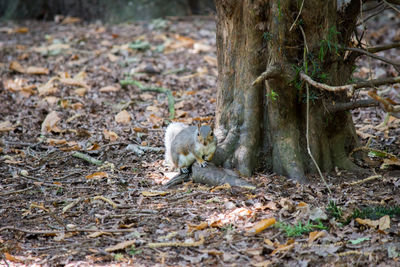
[271,240,295,255]
[188,222,209,231]
[378,215,391,231]
[41,111,62,133]
[0,121,15,132]
[86,172,109,179]
[4,252,23,263]
[13,27,29,34]
[88,231,111,238]
[146,105,161,113]
[38,77,59,96]
[9,61,26,73]
[308,231,326,245]
[133,127,148,133]
[44,96,59,105]
[115,110,131,124]
[46,138,67,145]
[71,103,84,110]
[247,218,276,234]
[203,55,217,66]
[355,215,391,231]
[140,93,154,101]
[25,66,49,75]
[148,114,163,127]
[175,110,187,118]
[99,85,120,92]
[73,70,87,81]
[103,129,119,141]
[74,88,88,96]
[105,240,136,252]
[193,42,213,53]
[59,78,90,89]
[107,53,119,62]
[61,16,82,24]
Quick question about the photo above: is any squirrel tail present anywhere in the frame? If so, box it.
[164,122,188,167]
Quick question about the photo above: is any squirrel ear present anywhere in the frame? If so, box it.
[210,117,215,128]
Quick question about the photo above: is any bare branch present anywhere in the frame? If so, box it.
[384,0,400,13]
[366,42,400,53]
[300,72,400,96]
[345,47,400,72]
[326,99,379,112]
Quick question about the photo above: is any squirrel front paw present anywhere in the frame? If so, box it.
[200,162,207,168]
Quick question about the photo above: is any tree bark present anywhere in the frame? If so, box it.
[214,0,362,182]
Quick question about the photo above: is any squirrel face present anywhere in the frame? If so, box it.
[197,125,215,146]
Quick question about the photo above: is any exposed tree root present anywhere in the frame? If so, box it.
[163,163,255,189]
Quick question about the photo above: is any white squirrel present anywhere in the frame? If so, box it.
[164,122,217,173]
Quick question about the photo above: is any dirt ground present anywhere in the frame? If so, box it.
[0,11,400,267]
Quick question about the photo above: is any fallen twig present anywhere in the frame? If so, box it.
[345,46,400,72]
[0,226,137,235]
[72,151,102,165]
[345,175,382,186]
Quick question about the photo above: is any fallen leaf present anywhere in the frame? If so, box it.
[115,110,131,124]
[247,218,276,234]
[356,215,390,231]
[103,129,119,141]
[85,172,109,179]
[59,78,90,89]
[0,121,15,132]
[105,240,136,252]
[99,85,120,92]
[271,239,295,255]
[4,252,23,263]
[46,138,67,145]
[9,61,26,73]
[13,27,29,34]
[38,77,59,95]
[74,88,88,96]
[41,111,62,133]
[61,16,81,24]
[25,66,49,75]
[193,42,213,53]
[308,231,326,245]
[44,96,60,105]
[188,222,209,232]
[378,215,390,231]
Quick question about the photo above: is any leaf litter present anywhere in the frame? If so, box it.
[0,11,399,266]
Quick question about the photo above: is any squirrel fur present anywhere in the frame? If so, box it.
[164,122,217,173]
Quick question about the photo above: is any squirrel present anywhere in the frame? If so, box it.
[164,122,217,173]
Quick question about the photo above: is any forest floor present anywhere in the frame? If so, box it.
[1,11,400,267]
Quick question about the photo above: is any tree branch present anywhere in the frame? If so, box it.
[345,47,400,72]
[366,42,400,53]
[300,72,400,96]
[326,99,379,112]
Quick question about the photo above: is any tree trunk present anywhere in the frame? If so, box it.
[214,0,362,182]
